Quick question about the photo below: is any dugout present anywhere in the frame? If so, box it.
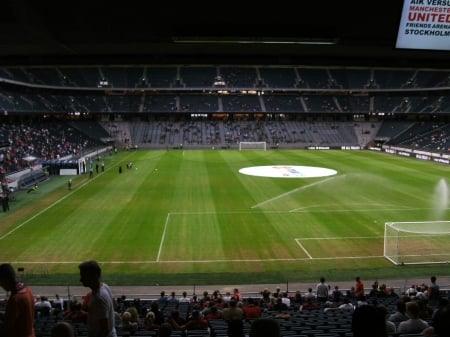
[42,159,79,176]
[17,170,49,190]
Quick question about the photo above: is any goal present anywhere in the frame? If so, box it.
[383,221,450,265]
[239,141,266,151]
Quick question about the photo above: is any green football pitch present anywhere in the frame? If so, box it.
[0,149,449,286]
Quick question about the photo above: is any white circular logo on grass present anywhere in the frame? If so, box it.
[239,165,338,178]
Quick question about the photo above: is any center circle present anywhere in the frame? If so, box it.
[239,165,338,178]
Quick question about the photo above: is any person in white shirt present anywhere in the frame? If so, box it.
[35,295,52,316]
[281,292,291,308]
[52,293,64,313]
[178,291,191,303]
[406,285,417,298]
[304,287,316,301]
[397,301,429,335]
[79,260,117,337]
[222,291,233,303]
[324,297,354,312]
[316,277,330,302]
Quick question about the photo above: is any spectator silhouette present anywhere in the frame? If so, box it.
[158,322,173,337]
[1,192,9,212]
[355,276,365,300]
[388,299,408,323]
[35,295,52,317]
[397,300,429,334]
[250,317,281,337]
[227,319,245,337]
[351,304,388,337]
[428,275,441,308]
[78,260,117,337]
[181,310,209,331]
[423,301,450,337]
[166,309,185,331]
[51,321,75,337]
[0,263,36,337]
[377,304,396,336]
[331,285,343,302]
[243,298,262,319]
[316,276,329,302]
[223,299,244,321]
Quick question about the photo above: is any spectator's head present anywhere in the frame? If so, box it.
[376,304,388,319]
[395,299,406,314]
[145,311,156,324]
[432,304,450,337]
[405,301,420,319]
[51,321,75,337]
[158,323,173,337]
[78,260,101,289]
[122,311,132,324]
[151,301,160,311]
[250,318,281,337]
[170,309,180,319]
[193,309,200,317]
[352,304,387,337]
[228,319,244,337]
[0,263,16,292]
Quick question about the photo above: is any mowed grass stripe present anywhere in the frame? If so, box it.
[0,149,449,285]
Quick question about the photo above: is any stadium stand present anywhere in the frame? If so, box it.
[27,282,449,337]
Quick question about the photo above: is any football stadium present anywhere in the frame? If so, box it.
[0,1,450,337]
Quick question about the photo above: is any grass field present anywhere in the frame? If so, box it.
[1,149,449,286]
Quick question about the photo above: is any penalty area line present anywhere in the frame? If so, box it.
[295,239,313,259]
[156,213,171,262]
[9,255,384,264]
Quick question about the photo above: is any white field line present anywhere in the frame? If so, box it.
[251,175,342,209]
[0,152,136,241]
[289,203,414,212]
[11,228,385,264]
[0,178,98,241]
[10,255,384,265]
[291,207,427,213]
[156,213,171,262]
[2,204,392,265]
[296,240,313,259]
[295,235,383,260]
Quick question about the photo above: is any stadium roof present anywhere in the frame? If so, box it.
[1,0,450,67]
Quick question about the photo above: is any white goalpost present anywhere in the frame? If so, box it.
[239,141,267,151]
[383,221,450,265]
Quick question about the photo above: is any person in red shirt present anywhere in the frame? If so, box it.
[0,263,36,337]
[181,310,209,331]
[355,276,365,300]
[300,297,320,311]
[243,298,262,319]
[206,305,223,320]
[233,288,242,302]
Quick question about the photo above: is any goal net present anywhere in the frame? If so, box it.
[239,141,267,151]
[384,221,450,265]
